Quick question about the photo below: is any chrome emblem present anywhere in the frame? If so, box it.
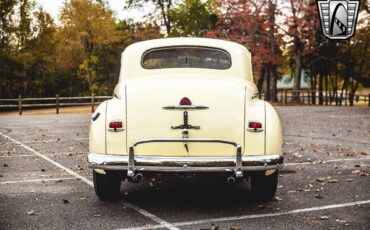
[163,100,208,153]
[170,111,200,153]
[317,0,360,40]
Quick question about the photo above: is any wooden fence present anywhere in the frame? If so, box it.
[275,90,370,106]
[0,94,112,115]
[1,91,369,115]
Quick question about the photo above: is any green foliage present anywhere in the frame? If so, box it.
[0,0,368,102]
[169,0,218,37]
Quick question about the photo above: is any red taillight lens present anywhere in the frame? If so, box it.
[109,121,122,129]
[180,97,192,106]
[248,121,262,129]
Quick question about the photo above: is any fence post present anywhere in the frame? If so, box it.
[56,94,59,114]
[280,92,283,103]
[91,93,95,113]
[284,89,287,105]
[368,94,370,107]
[18,95,22,115]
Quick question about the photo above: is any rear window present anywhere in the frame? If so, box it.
[141,46,231,70]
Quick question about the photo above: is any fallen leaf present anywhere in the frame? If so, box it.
[347,178,354,182]
[230,226,241,230]
[274,197,283,201]
[27,210,35,215]
[316,178,325,182]
[320,216,329,220]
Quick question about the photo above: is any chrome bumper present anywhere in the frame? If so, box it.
[87,139,284,179]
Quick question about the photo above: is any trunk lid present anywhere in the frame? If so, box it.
[126,75,246,157]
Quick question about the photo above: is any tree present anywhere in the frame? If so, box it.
[57,0,117,94]
[0,0,18,98]
[280,0,319,102]
[207,0,283,101]
[124,0,175,34]
[169,0,218,37]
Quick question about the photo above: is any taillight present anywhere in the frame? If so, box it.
[109,121,124,132]
[248,121,263,132]
[180,97,192,106]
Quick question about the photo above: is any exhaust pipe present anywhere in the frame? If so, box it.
[227,176,236,184]
[134,173,143,182]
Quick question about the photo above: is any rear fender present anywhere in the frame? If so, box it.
[244,99,265,155]
[265,102,283,155]
[105,98,127,155]
[89,101,108,154]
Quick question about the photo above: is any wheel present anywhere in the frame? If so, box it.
[93,170,122,201]
[250,170,278,201]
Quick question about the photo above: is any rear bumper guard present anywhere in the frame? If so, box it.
[87,139,284,179]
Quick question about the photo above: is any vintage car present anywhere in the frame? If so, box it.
[88,37,283,201]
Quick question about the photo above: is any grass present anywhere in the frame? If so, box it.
[0,106,93,116]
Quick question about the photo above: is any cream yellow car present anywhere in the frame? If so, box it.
[88,37,283,201]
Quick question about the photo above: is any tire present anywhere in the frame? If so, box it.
[93,170,122,201]
[250,170,278,201]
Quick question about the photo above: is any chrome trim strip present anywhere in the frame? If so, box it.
[88,153,284,173]
[162,105,209,110]
[126,139,243,179]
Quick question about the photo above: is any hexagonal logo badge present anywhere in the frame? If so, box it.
[317,0,360,39]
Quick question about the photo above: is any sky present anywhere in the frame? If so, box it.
[34,0,144,23]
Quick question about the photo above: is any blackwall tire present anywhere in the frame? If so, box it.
[250,170,278,202]
[93,170,121,201]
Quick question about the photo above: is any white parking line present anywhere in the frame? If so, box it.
[0,132,180,230]
[0,177,79,185]
[22,138,88,143]
[119,199,370,230]
[285,156,370,166]
[0,152,87,158]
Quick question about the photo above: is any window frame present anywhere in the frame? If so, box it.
[140,45,232,70]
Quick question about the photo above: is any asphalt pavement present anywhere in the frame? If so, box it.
[0,106,369,230]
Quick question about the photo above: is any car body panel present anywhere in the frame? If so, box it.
[89,38,283,173]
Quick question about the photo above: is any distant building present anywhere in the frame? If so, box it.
[277,74,310,89]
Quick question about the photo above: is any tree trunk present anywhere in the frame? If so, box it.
[292,54,302,102]
[318,74,323,105]
[270,65,278,102]
[264,65,271,101]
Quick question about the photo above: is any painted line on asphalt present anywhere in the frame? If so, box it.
[0,152,87,158]
[22,138,88,143]
[0,132,180,230]
[0,177,79,185]
[0,133,93,186]
[118,199,370,230]
[284,134,369,145]
[285,156,370,166]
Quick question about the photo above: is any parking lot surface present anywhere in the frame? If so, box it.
[1,106,369,230]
